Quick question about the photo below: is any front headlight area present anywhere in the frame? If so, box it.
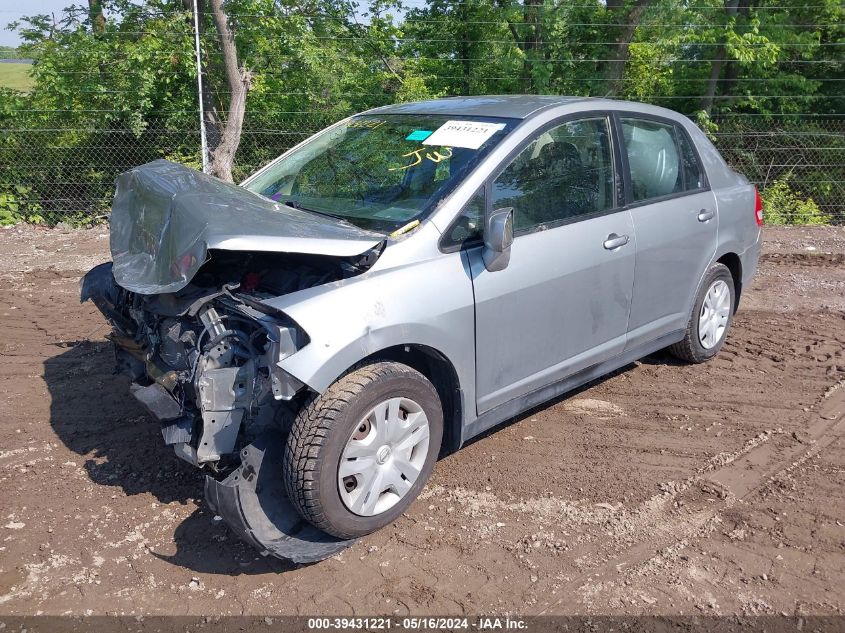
[178,298,306,466]
[114,290,307,468]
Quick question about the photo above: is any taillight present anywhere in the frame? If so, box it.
[754,186,764,226]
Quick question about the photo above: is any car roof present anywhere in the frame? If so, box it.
[365,95,594,120]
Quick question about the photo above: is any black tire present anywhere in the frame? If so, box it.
[283,361,443,539]
[670,263,736,363]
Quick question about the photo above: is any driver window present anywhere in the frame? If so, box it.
[491,117,616,232]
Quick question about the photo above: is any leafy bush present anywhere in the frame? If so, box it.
[761,179,830,225]
[0,185,44,226]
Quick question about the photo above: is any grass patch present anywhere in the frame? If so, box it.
[0,63,34,92]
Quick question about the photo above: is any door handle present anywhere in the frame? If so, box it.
[697,209,715,222]
[603,233,629,250]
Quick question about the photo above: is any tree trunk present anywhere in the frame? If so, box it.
[700,46,727,115]
[604,0,651,97]
[700,0,740,114]
[207,0,251,182]
[520,0,541,93]
[720,0,754,109]
[498,0,543,93]
[88,0,105,34]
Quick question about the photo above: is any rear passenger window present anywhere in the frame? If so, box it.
[620,118,682,202]
[621,117,705,202]
[492,117,616,232]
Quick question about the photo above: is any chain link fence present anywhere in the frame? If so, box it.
[712,118,845,223]
[1,110,843,226]
[1,0,842,227]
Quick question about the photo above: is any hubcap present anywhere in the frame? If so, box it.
[338,397,430,517]
[698,279,731,349]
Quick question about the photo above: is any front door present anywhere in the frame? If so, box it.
[467,115,636,414]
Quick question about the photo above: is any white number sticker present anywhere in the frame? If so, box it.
[422,120,507,150]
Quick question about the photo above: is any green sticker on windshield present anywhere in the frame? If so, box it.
[406,129,433,142]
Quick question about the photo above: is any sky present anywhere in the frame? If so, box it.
[0,0,73,47]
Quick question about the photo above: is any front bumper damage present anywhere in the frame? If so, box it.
[81,261,303,467]
[81,261,356,562]
[205,431,354,563]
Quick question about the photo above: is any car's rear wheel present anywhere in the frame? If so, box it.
[283,361,443,539]
[670,263,735,363]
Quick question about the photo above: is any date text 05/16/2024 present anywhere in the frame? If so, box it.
[306,617,528,630]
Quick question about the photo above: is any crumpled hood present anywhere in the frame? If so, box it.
[109,160,385,295]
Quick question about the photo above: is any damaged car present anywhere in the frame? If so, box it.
[82,96,762,562]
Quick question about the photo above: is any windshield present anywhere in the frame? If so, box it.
[243,114,518,233]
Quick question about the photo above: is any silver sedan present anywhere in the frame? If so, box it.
[82,95,763,561]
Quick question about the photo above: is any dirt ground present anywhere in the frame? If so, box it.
[0,224,843,617]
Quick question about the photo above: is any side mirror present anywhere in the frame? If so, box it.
[482,207,514,272]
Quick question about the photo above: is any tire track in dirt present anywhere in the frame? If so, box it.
[536,384,845,613]
[408,311,844,613]
[761,253,845,267]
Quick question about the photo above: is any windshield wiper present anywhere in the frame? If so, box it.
[282,199,317,214]
[283,200,362,229]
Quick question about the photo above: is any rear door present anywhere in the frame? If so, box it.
[464,115,636,414]
[616,115,718,349]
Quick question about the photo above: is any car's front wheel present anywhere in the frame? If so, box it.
[670,262,736,363]
[283,361,443,539]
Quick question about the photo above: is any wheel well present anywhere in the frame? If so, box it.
[717,252,742,311]
[360,344,462,456]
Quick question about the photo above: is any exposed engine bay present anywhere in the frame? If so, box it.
[82,247,379,470]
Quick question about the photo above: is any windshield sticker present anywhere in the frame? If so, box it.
[388,146,453,172]
[348,118,386,130]
[406,129,433,142]
[423,120,507,149]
